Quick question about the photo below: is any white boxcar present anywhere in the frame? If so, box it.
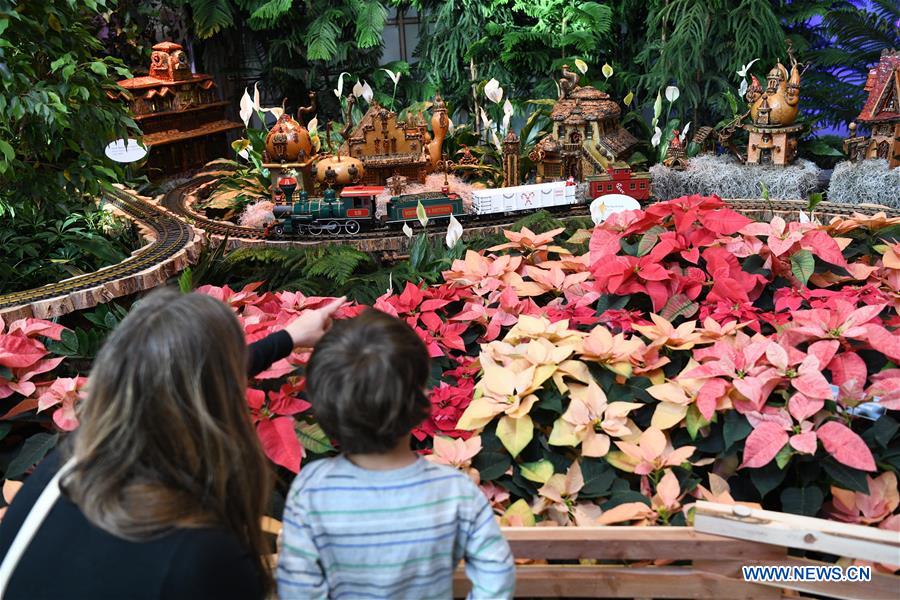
[471,180,577,215]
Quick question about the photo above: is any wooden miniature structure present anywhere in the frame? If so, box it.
[743,47,803,166]
[843,49,900,168]
[530,67,637,182]
[587,162,652,200]
[502,131,521,187]
[663,129,689,169]
[108,42,242,177]
[340,95,448,186]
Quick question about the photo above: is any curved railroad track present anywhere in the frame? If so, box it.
[0,183,197,318]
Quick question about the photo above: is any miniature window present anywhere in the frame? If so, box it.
[630,182,636,190]
[640,182,647,189]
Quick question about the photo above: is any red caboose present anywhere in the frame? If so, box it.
[587,162,652,201]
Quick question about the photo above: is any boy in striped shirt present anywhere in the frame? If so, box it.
[276,309,515,599]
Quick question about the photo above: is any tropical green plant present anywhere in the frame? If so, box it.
[0,0,139,292]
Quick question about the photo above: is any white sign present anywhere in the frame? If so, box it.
[104,139,147,163]
[590,194,641,224]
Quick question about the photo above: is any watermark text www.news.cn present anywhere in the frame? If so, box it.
[742,565,872,583]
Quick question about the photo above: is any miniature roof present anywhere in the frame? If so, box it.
[857,50,899,123]
[340,102,428,165]
[551,85,621,124]
[595,128,638,157]
[152,41,183,52]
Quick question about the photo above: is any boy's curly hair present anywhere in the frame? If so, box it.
[306,309,431,454]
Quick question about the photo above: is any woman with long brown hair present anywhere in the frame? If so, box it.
[0,288,343,599]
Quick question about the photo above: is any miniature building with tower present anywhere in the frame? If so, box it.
[530,67,637,182]
[502,131,521,187]
[340,95,448,186]
[107,41,242,176]
[843,49,900,169]
[743,49,803,166]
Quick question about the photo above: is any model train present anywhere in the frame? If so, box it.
[267,168,649,238]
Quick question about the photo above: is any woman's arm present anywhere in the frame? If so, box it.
[246,298,346,377]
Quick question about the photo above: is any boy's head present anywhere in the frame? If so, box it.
[306,309,430,454]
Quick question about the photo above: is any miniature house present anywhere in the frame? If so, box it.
[843,49,900,169]
[530,70,637,182]
[340,98,447,186]
[107,41,241,176]
[743,55,803,166]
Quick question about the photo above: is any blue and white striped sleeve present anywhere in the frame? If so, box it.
[462,488,515,599]
[276,478,328,599]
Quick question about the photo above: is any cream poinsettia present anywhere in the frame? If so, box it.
[611,427,696,475]
[532,461,584,525]
[580,325,646,377]
[549,380,641,457]
[425,435,482,483]
[633,313,704,350]
[646,359,729,429]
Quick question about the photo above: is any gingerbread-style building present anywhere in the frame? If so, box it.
[844,49,900,168]
[107,42,241,176]
[339,96,448,186]
[530,67,637,182]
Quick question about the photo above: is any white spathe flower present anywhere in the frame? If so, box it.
[446,214,463,248]
[737,58,759,78]
[739,78,749,97]
[501,98,514,133]
[402,222,413,238]
[665,85,680,103]
[239,88,254,127]
[381,68,401,85]
[361,81,374,103]
[623,91,634,107]
[799,210,811,223]
[352,80,364,98]
[253,82,261,110]
[416,200,429,227]
[653,90,663,120]
[651,126,662,147]
[682,121,691,141]
[448,117,455,134]
[307,117,318,134]
[267,106,284,120]
[574,59,588,74]
[479,107,493,130]
[386,271,393,294]
[601,62,614,80]
[484,78,503,104]
[490,130,502,154]
[334,72,350,98]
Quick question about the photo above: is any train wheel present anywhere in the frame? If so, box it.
[344,220,360,235]
[273,224,285,238]
[325,221,340,235]
[308,223,322,236]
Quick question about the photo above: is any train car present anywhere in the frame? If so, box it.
[587,162,652,201]
[470,180,577,215]
[270,185,382,236]
[385,191,464,225]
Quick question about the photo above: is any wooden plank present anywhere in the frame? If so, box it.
[694,501,900,564]
[502,526,785,561]
[738,557,900,600]
[453,565,779,599]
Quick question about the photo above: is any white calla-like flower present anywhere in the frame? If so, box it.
[483,78,503,104]
[402,223,413,238]
[651,126,662,147]
[307,117,318,134]
[334,72,350,98]
[446,214,463,248]
[239,88,253,127]
[682,121,691,140]
[361,81,374,103]
[737,58,759,77]
[501,98,513,132]
[381,68,401,85]
[352,80,364,98]
[665,85,680,103]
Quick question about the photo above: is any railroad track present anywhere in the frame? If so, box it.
[0,183,195,314]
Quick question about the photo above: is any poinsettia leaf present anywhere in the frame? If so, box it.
[724,411,752,451]
[497,415,533,458]
[821,457,870,494]
[473,450,511,480]
[685,404,710,439]
[520,459,555,483]
[861,415,897,449]
[741,421,789,469]
[774,444,794,469]
[501,498,535,526]
[660,293,699,322]
[257,417,303,473]
[817,421,876,471]
[295,421,335,455]
[637,226,666,257]
[750,461,787,498]
[780,486,824,517]
[579,458,617,498]
[5,432,58,478]
[790,249,815,286]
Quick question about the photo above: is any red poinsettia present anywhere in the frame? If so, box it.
[247,382,311,472]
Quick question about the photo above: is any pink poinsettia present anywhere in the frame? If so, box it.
[35,376,88,431]
[824,472,898,525]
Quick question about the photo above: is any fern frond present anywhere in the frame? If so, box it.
[189,0,235,38]
[248,0,293,30]
[353,0,388,49]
